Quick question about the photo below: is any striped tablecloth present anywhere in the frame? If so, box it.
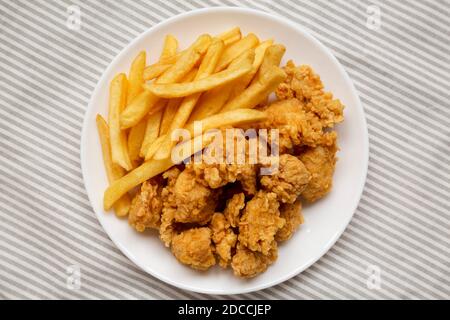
[0,0,449,300]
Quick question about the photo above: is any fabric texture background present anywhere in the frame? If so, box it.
[0,0,449,299]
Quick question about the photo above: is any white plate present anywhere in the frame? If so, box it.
[81,7,368,295]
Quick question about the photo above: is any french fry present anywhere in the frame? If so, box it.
[184,109,267,138]
[229,40,274,100]
[250,44,286,86]
[215,33,259,71]
[120,50,201,129]
[127,115,147,167]
[127,51,146,104]
[146,60,252,98]
[143,63,172,81]
[160,98,182,135]
[104,132,214,210]
[151,39,225,160]
[221,65,287,112]
[96,114,131,217]
[109,73,133,171]
[217,27,241,46]
[104,157,173,210]
[160,34,178,60]
[158,66,198,136]
[139,100,166,157]
[148,108,266,161]
[188,49,256,122]
[144,134,166,160]
[143,33,212,80]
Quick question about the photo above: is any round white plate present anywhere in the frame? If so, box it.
[81,7,368,295]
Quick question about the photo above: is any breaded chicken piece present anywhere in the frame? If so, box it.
[210,213,237,268]
[258,98,337,152]
[298,144,337,202]
[276,198,304,241]
[128,179,163,232]
[188,135,258,195]
[171,227,216,271]
[276,60,344,128]
[223,192,245,228]
[260,154,311,204]
[159,167,181,246]
[238,191,285,255]
[173,169,218,225]
[231,242,277,278]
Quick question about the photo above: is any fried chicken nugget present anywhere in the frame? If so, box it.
[159,167,181,246]
[223,192,245,228]
[276,60,344,128]
[173,169,218,225]
[210,213,237,268]
[260,154,311,204]
[238,191,284,255]
[276,198,304,241]
[298,144,337,202]
[128,179,163,232]
[231,242,277,278]
[171,227,216,271]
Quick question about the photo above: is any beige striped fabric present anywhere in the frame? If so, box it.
[0,0,449,299]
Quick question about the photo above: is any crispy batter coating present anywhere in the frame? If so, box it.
[276,198,304,241]
[187,133,258,195]
[260,154,311,204]
[276,60,344,128]
[258,98,337,152]
[128,179,163,232]
[298,144,337,202]
[210,213,237,268]
[223,192,245,228]
[171,227,216,271]
[173,169,217,224]
[238,191,285,255]
[159,167,181,246]
[231,242,277,278]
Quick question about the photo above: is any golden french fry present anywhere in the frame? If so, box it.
[143,63,172,81]
[150,108,266,161]
[223,33,242,47]
[229,39,274,100]
[215,33,259,71]
[188,49,256,122]
[217,27,241,46]
[139,104,164,157]
[96,114,131,217]
[120,47,202,129]
[143,34,211,81]
[109,73,133,171]
[221,65,287,112]
[251,44,286,86]
[144,134,166,160]
[127,116,147,166]
[184,109,267,137]
[104,157,173,210]
[160,98,182,135]
[104,132,214,210]
[170,132,215,164]
[127,51,146,104]
[160,34,178,60]
[151,39,225,160]
[145,61,252,98]
[158,66,199,136]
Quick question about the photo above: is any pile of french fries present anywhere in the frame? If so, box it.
[97,27,287,215]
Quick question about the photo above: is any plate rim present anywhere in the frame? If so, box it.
[81,6,369,295]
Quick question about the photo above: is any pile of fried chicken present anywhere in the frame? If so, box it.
[127,61,344,278]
